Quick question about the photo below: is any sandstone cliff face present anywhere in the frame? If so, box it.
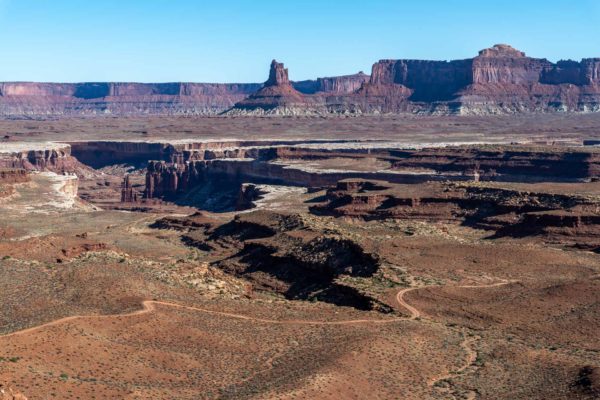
[471,44,551,84]
[369,59,472,101]
[390,147,600,181]
[540,60,585,85]
[293,72,369,94]
[0,143,80,173]
[367,44,549,89]
[142,156,445,202]
[581,59,600,85]
[357,44,600,114]
[71,140,337,168]
[142,143,600,204]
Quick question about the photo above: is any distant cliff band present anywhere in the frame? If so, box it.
[1,44,599,116]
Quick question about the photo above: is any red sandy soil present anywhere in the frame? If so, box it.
[2,114,600,143]
[2,117,600,399]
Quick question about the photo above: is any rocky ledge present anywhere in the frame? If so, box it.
[0,142,81,173]
[311,178,600,250]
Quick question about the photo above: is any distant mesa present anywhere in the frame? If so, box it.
[1,44,600,116]
[478,44,527,58]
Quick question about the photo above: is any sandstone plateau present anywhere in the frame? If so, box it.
[1,44,600,116]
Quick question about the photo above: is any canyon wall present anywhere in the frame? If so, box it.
[0,168,29,184]
[0,67,369,116]
[389,147,600,181]
[369,59,472,101]
[143,159,448,200]
[139,143,600,205]
[0,82,262,98]
[0,143,80,173]
[69,139,359,168]
[293,72,370,94]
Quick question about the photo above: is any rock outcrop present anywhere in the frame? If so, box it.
[311,178,600,250]
[349,44,600,114]
[389,146,600,181]
[162,210,392,312]
[120,174,139,203]
[235,183,267,210]
[231,60,322,114]
[229,45,600,114]
[265,60,290,86]
[141,144,600,208]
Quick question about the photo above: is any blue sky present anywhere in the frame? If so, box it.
[0,0,598,83]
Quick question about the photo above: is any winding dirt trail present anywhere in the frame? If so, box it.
[396,279,516,320]
[1,279,516,339]
[427,333,480,385]
[1,279,516,400]
[395,287,424,320]
[1,299,395,340]
[423,279,517,399]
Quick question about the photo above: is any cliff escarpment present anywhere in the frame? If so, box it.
[3,44,600,116]
[0,143,82,173]
[135,143,600,213]
[352,44,600,114]
[310,177,600,251]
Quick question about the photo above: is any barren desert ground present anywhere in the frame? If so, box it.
[1,115,600,399]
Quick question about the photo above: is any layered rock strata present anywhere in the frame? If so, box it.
[137,143,600,207]
[311,178,600,250]
[388,146,600,181]
[142,158,471,202]
[0,82,261,116]
[0,143,80,173]
[232,44,600,115]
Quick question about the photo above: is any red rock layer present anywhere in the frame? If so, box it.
[389,146,600,181]
[293,72,369,94]
[310,179,600,251]
[0,146,80,173]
